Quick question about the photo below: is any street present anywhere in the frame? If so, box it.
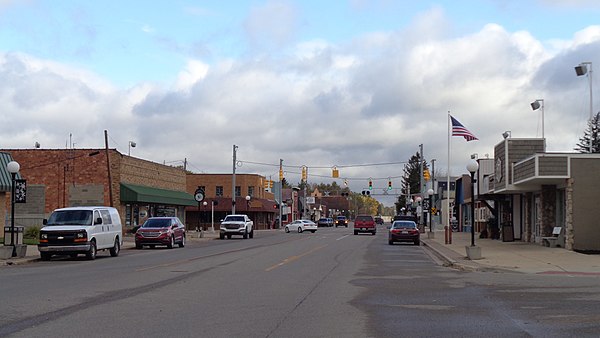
[1,225,600,337]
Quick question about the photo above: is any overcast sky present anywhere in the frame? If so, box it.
[1,0,600,206]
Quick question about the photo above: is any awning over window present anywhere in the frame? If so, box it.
[120,183,197,206]
[0,152,23,192]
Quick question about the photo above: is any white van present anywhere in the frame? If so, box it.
[38,206,123,261]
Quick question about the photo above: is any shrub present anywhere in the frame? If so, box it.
[24,226,41,239]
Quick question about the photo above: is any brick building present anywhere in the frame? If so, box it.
[185,173,278,230]
[1,148,196,233]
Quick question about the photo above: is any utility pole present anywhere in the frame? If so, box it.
[104,130,113,207]
[419,144,424,228]
[232,145,238,214]
[279,159,283,229]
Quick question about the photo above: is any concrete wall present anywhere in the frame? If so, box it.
[570,158,600,252]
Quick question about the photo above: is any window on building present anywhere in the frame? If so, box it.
[248,186,254,197]
[216,186,223,197]
[235,186,241,197]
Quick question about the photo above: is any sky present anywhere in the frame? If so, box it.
[1,0,600,206]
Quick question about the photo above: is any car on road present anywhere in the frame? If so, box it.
[392,214,417,224]
[285,220,317,233]
[317,217,334,227]
[220,214,254,239]
[135,217,186,249]
[388,220,420,245]
[334,216,348,227]
[354,214,376,235]
[374,216,384,225]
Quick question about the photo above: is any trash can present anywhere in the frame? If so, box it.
[3,226,24,246]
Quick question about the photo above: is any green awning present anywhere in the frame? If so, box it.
[0,152,23,192]
[120,183,197,206]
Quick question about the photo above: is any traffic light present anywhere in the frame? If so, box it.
[264,180,269,189]
[368,179,373,190]
[301,166,307,181]
[273,203,279,209]
[279,169,284,181]
[388,179,392,191]
[269,180,273,188]
[424,169,430,181]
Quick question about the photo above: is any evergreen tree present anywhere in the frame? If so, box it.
[575,112,600,153]
[395,152,429,214]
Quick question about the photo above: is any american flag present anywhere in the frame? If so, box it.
[450,115,478,141]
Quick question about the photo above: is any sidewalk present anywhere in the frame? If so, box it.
[422,230,600,275]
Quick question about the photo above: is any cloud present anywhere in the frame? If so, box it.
[2,7,600,205]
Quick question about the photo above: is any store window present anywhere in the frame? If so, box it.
[235,186,241,197]
[248,186,254,197]
[216,186,223,197]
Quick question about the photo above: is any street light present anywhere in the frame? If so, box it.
[245,195,251,212]
[575,61,593,153]
[203,201,208,232]
[466,159,479,247]
[427,188,434,234]
[128,141,136,156]
[530,99,545,139]
[7,161,20,257]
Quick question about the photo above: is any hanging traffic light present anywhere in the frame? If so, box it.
[368,178,373,190]
[424,169,431,181]
[279,169,284,181]
[388,179,392,190]
[301,166,307,181]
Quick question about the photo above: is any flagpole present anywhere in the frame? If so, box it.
[446,111,451,244]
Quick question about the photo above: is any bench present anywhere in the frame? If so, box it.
[542,227,564,248]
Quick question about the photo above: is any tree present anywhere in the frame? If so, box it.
[575,112,600,153]
[395,152,429,215]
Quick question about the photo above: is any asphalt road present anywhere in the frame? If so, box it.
[1,225,600,337]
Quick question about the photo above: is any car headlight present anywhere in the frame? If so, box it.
[40,233,48,240]
[76,232,85,239]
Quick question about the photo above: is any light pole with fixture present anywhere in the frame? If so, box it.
[128,141,136,156]
[6,161,20,257]
[530,99,545,139]
[575,61,593,153]
[466,159,482,260]
[502,131,511,139]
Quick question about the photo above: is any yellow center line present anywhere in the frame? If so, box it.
[265,245,327,272]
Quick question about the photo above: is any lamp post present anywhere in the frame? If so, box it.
[415,196,423,232]
[128,141,136,156]
[466,159,479,247]
[530,99,545,140]
[211,201,216,232]
[427,188,434,234]
[245,195,251,212]
[575,62,593,153]
[7,161,20,257]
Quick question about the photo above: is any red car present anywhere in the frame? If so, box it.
[388,220,420,245]
[354,215,376,235]
[135,217,186,249]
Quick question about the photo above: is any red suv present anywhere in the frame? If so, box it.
[354,215,376,235]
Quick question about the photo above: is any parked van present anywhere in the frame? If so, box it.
[38,206,123,261]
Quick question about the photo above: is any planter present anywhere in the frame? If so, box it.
[0,246,14,259]
[14,244,27,258]
[465,245,482,260]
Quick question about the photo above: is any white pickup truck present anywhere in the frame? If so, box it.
[219,214,254,239]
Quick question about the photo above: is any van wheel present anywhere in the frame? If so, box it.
[86,240,97,260]
[167,235,174,249]
[110,238,120,257]
[179,235,185,248]
[40,252,51,261]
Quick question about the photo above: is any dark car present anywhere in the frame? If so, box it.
[135,217,186,249]
[374,216,384,225]
[388,220,420,245]
[335,216,348,227]
[354,215,376,235]
[391,214,418,226]
[317,218,334,227]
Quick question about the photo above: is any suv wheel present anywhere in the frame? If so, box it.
[167,235,174,249]
[249,229,254,239]
[243,229,248,239]
[179,235,186,248]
